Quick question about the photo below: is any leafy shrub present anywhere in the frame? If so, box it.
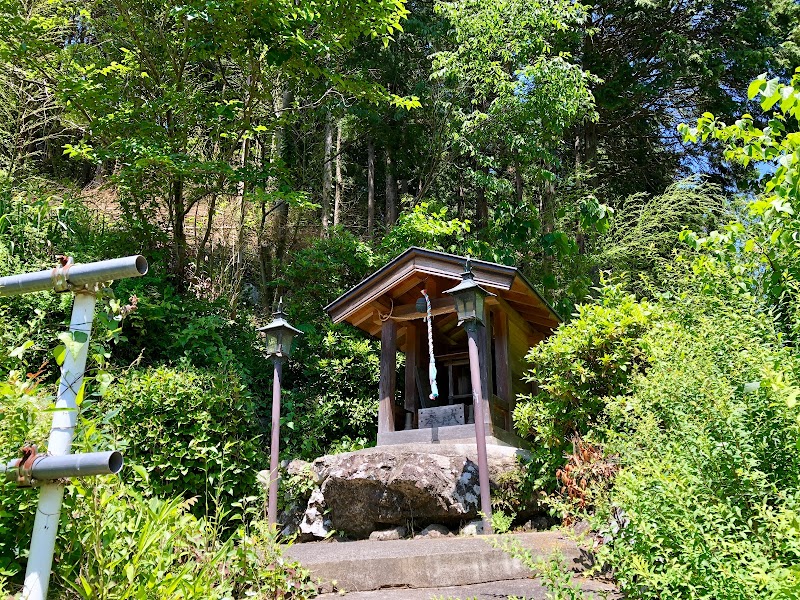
[52,480,318,600]
[378,202,471,261]
[490,510,515,535]
[525,265,800,598]
[590,300,800,599]
[513,281,658,489]
[679,69,800,339]
[280,228,375,326]
[269,229,381,460]
[495,539,592,600]
[491,458,539,519]
[0,370,50,581]
[114,268,263,376]
[598,178,725,293]
[552,436,618,526]
[92,365,267,521]
[283,330,380,459]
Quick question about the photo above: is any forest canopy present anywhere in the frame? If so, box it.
[1,0,800,596]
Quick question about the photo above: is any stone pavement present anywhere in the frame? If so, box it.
[285,531,608,596]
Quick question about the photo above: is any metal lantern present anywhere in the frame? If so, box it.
[258,298,302,358]
[444,258,495,325]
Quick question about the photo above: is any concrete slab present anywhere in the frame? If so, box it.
[377,424,530,450]
[285,532,591,593]
[316,577,619,599]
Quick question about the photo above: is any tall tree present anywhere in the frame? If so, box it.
[0,0,412,280]
[571,0,800,199]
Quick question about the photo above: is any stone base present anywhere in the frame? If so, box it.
[377,423,530,450]
[288,442,536,539]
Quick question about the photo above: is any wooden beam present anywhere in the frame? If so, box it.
[328,262,416,323]
[351,306,376,328]
[501,289,555,316]
[487,296,536,338]
[389,275,423,300]
[513,307,560,329]
[404,322,419,421]
[413,255,513,290]
[378,319,397,434]
[389,296,457,321]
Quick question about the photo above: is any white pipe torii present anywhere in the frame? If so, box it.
[0,255,147,600]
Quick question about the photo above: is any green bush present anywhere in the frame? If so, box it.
[53,480,318,600]
[93,365,267,521]
[0,370,50,582]
[113,269,264,376]
[283,329,380,459]
[377,202,471,261]
[276,231,382,460]
[590,299,800,599]
[520,266,800,598]
[513,281,658,489]
[280,227,375,326]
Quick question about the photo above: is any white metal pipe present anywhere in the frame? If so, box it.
[22,291,97,600]
[5,451,123,484]
[0,255,148,297]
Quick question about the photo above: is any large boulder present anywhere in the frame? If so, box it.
[290,442,532,539]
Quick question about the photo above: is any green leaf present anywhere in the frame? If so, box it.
[130,464,149,483]
[53,344,66,366]
[58,331,89,360]
[9,340,34,359]
[747,77,765,100]
[75,380,87,406]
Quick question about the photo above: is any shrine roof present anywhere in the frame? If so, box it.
[324,247,561,336]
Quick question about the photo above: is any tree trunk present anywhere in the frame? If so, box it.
[172,176,187,285]
[475,161,488,229]
[457,171,465,220]
[321,111,333,237]
[515,164,523,204]
[272,89,293,297]
[385,147,397,225]
[334,121,343,227]
[367,139,376,238]
[236,137,251,245]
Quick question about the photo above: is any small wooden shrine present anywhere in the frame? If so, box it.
[325,247,561,448]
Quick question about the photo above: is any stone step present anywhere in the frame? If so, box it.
[284,531,590,594]
[316,577,619,599]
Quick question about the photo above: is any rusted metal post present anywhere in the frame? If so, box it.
[268,356,283,528]
[466,321,493,534]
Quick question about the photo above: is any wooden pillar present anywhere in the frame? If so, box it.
[493,311,513,430]
[378,319,397,434]
[404,322,419,426]
[476,307,492,425]
[466,321,493,534]
[493,311,512,400]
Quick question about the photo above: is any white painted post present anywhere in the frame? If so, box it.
[21,291,97,600]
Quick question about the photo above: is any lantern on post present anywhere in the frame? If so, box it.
[259,298,302,359]
[444,258,495,534]
[444,258,494,327]
[257,298,302,529]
